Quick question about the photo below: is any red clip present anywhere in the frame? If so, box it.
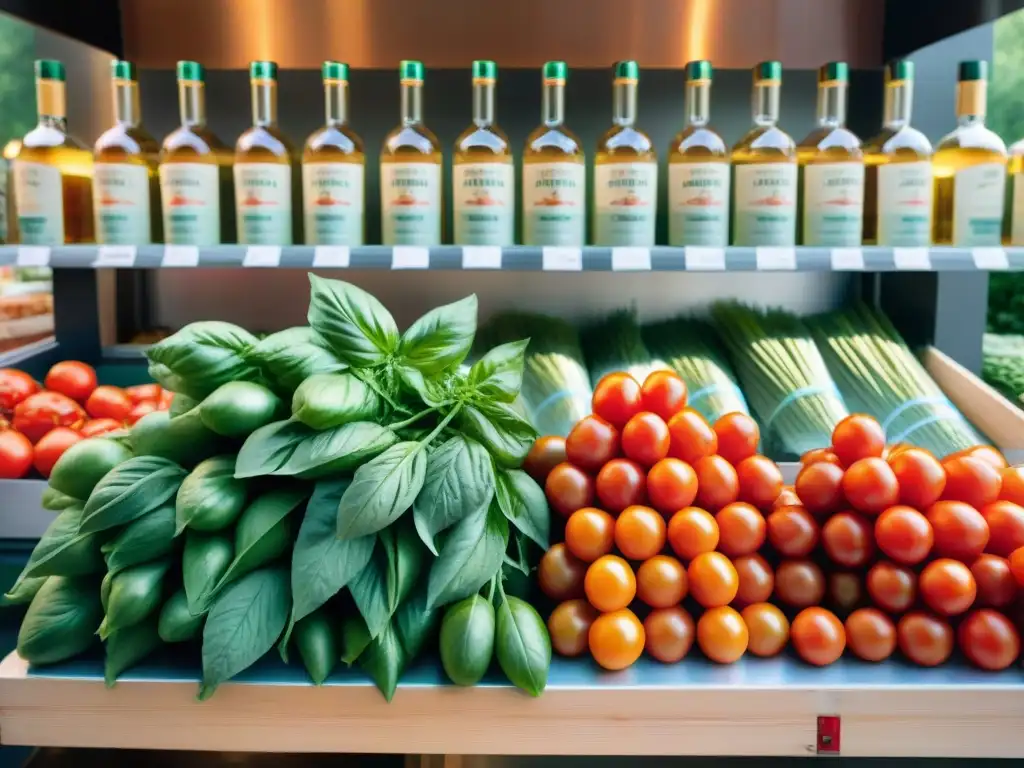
[817,716,841,754]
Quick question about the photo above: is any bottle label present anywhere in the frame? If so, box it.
[380,162,442,246]
[453,161,514,245]
[522,162,585,245]
[732,163,797,246]
[14,160,64,245]
[302,162,364,245]
[593,162,657,246]
[93,163,151,245]
[668,162,730,246]
[1012,172,1024,246]
[159,163,221,245]
[235,163,293,245]
[876,161,933,246]
[801,162,865,246]
[953,162,1006,246]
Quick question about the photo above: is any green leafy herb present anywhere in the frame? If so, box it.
[104,618,161,688]
[308,274,399,367]
[291,372,381,430]
[277,422,398,479]
[468,339,529,403]
[458,402,536,468]
[80,457,187,534]
[337,441,428,539]
[248,326,347,393]
[358,622,404,701]
[15,505,104,583]
[234,420,311,478]
[494,469,549,550]
[427,501,508,609]
[495,594,550,697]
[399,295,478,374]
[182,532,233,615]
[102,502,176,575]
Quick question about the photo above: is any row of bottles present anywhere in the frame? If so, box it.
[7,56,1021,248]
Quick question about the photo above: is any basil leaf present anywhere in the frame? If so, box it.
[503,530,531,576]
[294,607,338,685]
[102,502,177,575]
[468,339,529,403]
[148,362,196,399]
[340,614,372,665]
[396,366,455,407]
[104,618,161,688]
[169,393,199,417]
[248,327,347,393]
[41,487,81,511]
[358,622,405,702]
[495,595,551,697]
[348,523,423,640]
[412,436,494,554]
[80,457,187,534]
[336,441,427,540]
[394,586,439,660]
[235,420,311,478]
[439,594,495,686]
[147,321,261,398]
[15,505,104,582]
[308,274,399,367]
[426,501,508,609]
[175,456,249,535]
[495,469,550,550]
[182,532,233,616]
[458,402,537,469]
[399,295,478,374]
[291,372,381,430]
[278,422,398,479]
[199,567,291,701]
[2,575,46,606]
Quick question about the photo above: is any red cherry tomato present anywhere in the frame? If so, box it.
[80,418,124,437]
[640,370,687,421]
[801,447,841,466]
[735,454,784,509]
[941,455,1001,510]
[127,401,158,425]
[545,463,595,518]
[898,612,953,667]
[1010,547,1024,587]
[565,415,619,472]
[790,607,846,666]
[666,408,717,465]
[919,558,977,616]
[0,429,33,479]
[821,511,875,568]
[157,388,175,410]
[766,505,819,557]
[0,368,39,411]
[125,383,162,404]
[620,411,670,467]
[842,457,899,515]
[831,414,885,467]
[44,361,98,403]
[980,500,1024,557]
[12,391,87,443]
[32,427,82,478]
[646,458,698,515]
[874,505,933,565]
[970,554,1017,608]
[84,385,134,422]
[523,436,568,484]
[592,372,643,429]
[595,458,646,514]
[794,461,845,515]
[693,455,739,512]
[845,607,897,662]
[958,609,1021,671]
[926,500,989,561]
[712,412,759,466]
[867,561,917,614]
[889,448,946,510]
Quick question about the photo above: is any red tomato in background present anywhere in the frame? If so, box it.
[0,430,33,479]
[0,369,39,412]
[640,370,687,422]
[125,383,162,404]
[157,388,174,410]
[32,427,82,478]
[44,361,98,403]
[592,373,643,428]
[85,385,134,422]
[831,414,885,467]
[128,401,158,424]
[13,391,87,443]
[80,418,124,437]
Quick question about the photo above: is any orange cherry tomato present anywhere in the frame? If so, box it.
[941,455,1001,510]
[842,457,899,515]
[821,511,875,568]
[614,505,667,561]
[565,507,616,563]
[980,500,1024,557]
[958,609,1021,671]
[845,607,896,662]
[1010,546,1024,586]
[565,415,619,472]
[595,458,646,514]
[733,553,774,606]
[998,466,1024,506]
[766,505,819,557]
[584,554,636,613]
[919,558,977,616]
[741,602,789,657]
[538,543,587,601]
[621,411,670,468]
[666,408,717,465]
[875,505,934,565]
[774,559,825,608]
[667,506,719,561]
[646,457,697,515]
[32,426,82,478]
[687,551,739,608]
[791,607,845,666]
[545,462,595,518]
[957,446,1008,471]
[801,447,841,466]
[693,454,739,512]
[794,461,845,515]
[523,436,567,484]
[898,612,953,667]
[715,501,766,557]
[926,500,989,561]
[970,554,1017,608]
[640,370,688,422]
[773,486,803,509]
[889,447,946,509]
[831,414,885,468]
[735,454,784,509]
[588,608,645,671]
[636,555,688,609]
[644,606,695,663]
[697,605,748,664]
[712,412,760,466]
[592,372,643,429]
[866,561,917,614]
[548,599,599,657]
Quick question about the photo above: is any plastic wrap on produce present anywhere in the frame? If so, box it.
[581,309,670,387]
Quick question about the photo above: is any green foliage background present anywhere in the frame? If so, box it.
[0,13,35,145]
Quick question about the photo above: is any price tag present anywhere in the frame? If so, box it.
[391,246,429,269]
[611,247,651,271]
[542,247,583,271]
[312,246,351,268]
[461,246,502,269]
[893,247,931,270]
[161,245,199,267]
[92,246,137,268]
[16,246,50,267]
[755,247,796,271]
[243,246,281,268]
[972,247,1009,270]
[684,247,725,271]
[830,248,864,271]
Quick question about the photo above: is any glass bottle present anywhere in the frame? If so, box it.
[593,60,656,246]
[863,60,933,246]
[797,62,864,246]
[13,59,94,244]
[730,61,797,246]
[158,61,234,245]
[93,60,160,244]
[668,60,730,246]
[453,60,513,246]
[1008,139,1024,245]
[381,60,442,246]
[932,60,1006,246]
[302,61,364,246]
[523,61,585,246]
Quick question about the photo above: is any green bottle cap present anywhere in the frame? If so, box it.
[177,60,204,82]
[111,60,135,80]
[819,61,848,83]
[885,59,914,82]
[543,61,568,82]
[35,59,65,81]
[686,60,713,82]
[472,60,497,81]
[614,60,639,81]
[400,60,424,82]
[322,61,349,81]
[959,60,988,82]
[755,61,782,83]
[250,60,278,80]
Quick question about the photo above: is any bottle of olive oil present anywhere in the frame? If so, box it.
[381,60,442,246]
[523,61,585,245]
[302,61,364,245]
[668,60,729,246]
[730,62,797,246]
[863,60,932,246]
[1008,138,1024,245]
[797,62,864,246]
[13,59,94,244]
[158,61,233,245]
[453,60,513,245]
[593,60,656,246]
[93,60,160,244]
[933,60,1006,246]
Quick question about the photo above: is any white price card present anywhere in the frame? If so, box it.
[312,246,351,268]
[972,247,1009,270]
[893,247,931,270]
[161,246,199,267]
[755,247,796,271]
[16,247,49,267]
[391,246,429,269]
[830,248,865,270]
[542,247,583,271]
[684,247,725,271]
[461,246,502,269]
[243,246,281,267]
[93,246,137,268]
[611,247,651,271]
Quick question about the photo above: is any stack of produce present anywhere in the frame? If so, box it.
[8,275,553,700]
[581,309,669,387]
[982,333,1024,405]
[0,361,173,479]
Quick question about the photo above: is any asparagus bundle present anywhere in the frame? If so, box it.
[712,302,849,460]
[642,317,751,424]
[581,309,670,387]
[807,303,985,457]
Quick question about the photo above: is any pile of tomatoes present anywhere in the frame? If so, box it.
[0,362,172,479]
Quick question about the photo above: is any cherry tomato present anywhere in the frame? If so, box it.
[801,447,841,466]
[697,605,748,664]
[687,551,739,608]
[614,505,666,561]
[588,608,645,671]
[889,447,947,510]
[43,361,97,403]
[667,506,719,560]
[842,457,899,515]
[620,411,670,467]
[84,385,133,422]
[791,607,845,666]
[766,505,819,557]
[926,500,989,561]
[1010,547,1024,586]
[124,383,162,404]
[545,462,595,518]
[794,461,845,515]
[919,558,976,616]
[980,500,1024,557]
[128,401,157,425]
[0,429,33,479]
[592,373,643,429]
[79,417,123,437]
[773,486,803,509]
[998,466,1024,506]
[970,554,1017,608]
[693,454,739,511]
[832,414,885,468]
[845,607,896,662]
[666,408,717,465]
[646,458,697,515]
[874,505,933,565]
[958,609,1021,671]
[548,599,599,657]
[733,553,774,606]
[538,543,587,601]
[641,370,688,422]
[643,606,695,663]
[821,511,875,568]
[0,368,39,411]
[827,571,865,615]
[867,561,917,614]
[523,436,567,484]
[741,602,789,657]
[595,458,646,514]
[565,507,616,563]
[715,501,766,557]
[952,445,1008,471]
[712,412,759,466]
[735,454,784,510]
[32,426,82,479]
[941,455,1001,510]
[12,391,87,443]
[565,415,619,472]
[584,554,636,613]
[636,555,687,608]
[774,559,825,608]
[898,612,953,666]
[884,442,913,461]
